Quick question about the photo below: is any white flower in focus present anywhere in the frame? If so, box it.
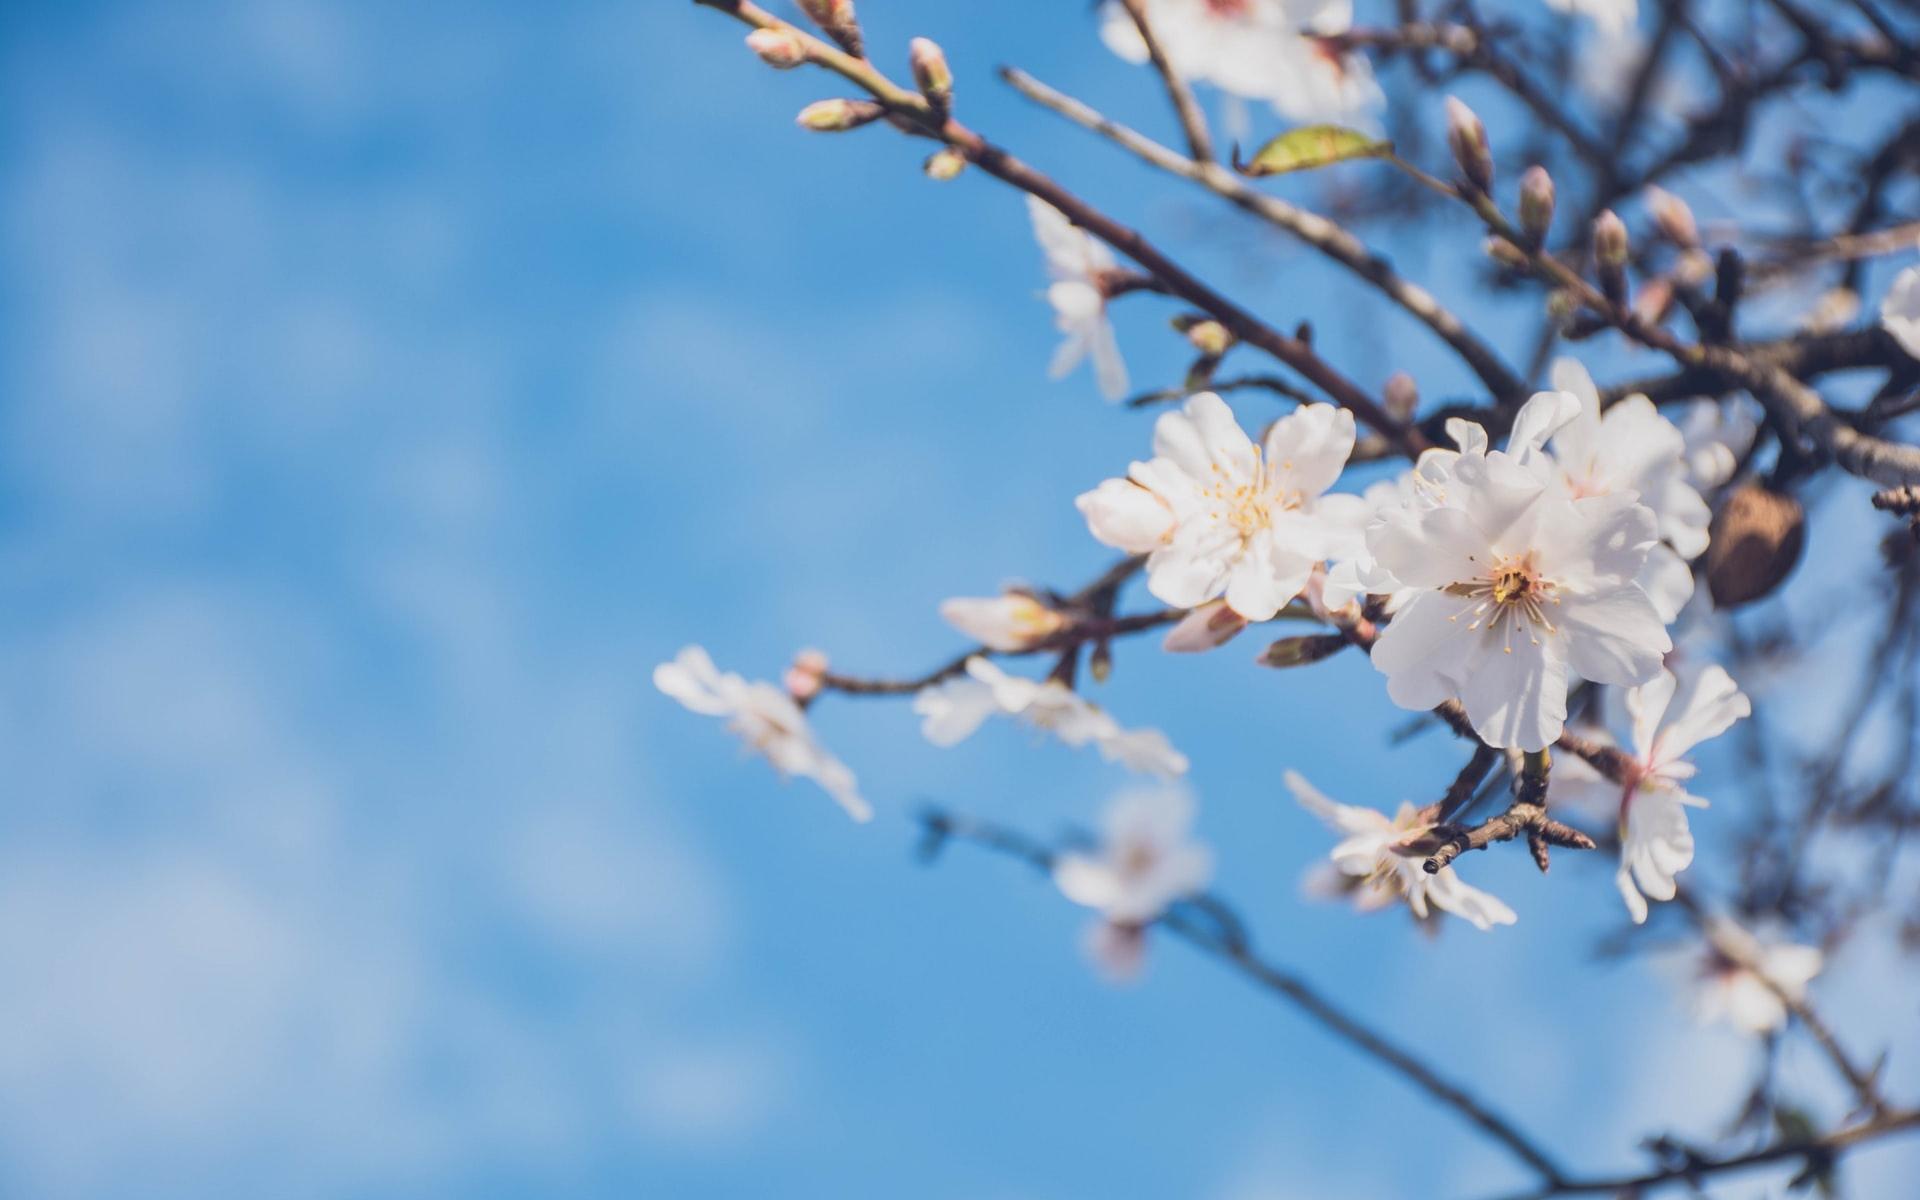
[912,657,1188,777]
[1683,920,1824,1035]
[1076,394,1360,621]
[654,645,871,822]
[1098,0,1383,126]
[1881,258,1920,361]
[939,590,1067,652]
[1543,0,1637,36]
[1028,196,1128,400]
[1287,770,1516,929]
[1552,664,1750,923]
[1545,358,1712,621]
[1365,438,1671,751]
[1055,786,1214,925]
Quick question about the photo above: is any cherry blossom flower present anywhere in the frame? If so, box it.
[1543,358,1712,621]
[1287,770,1516,930]
[1055,786,1213,975]
[1677,397,1758,490]
[1028,196,1128,400]
[1681,919,1823,1035]
[1363,417,1671,751]
[912,656,1188,777]
[1076,393,1361,621]
[1881,257,1920,361]
[939,590,1067,652]
[654,645,871,822]
[1097,0,1382,126]
[1552,664,1750,923]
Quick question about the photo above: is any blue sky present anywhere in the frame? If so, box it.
[1,2,1915,1197]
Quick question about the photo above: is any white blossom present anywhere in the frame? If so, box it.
[939,590,1067,652]
[1545,358,1713,621]
[1055,786,1213,925]
[1363,406,1672,750]
[1677,397,1758,490]
[654,645,871,822]
[1881,258,1920,362]
[1028,196,1128,400]
[1543,0,1637,36]
[912,656,1188,777]
[1552,664,1750,923]
[1097,0,1382,126]
[1287,770,1517,929]
[1077,393,1361,621]
[1681,919,1824,1035]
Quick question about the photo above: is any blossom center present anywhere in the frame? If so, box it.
[1203,461,1297,540]
[1444,552,1561,649]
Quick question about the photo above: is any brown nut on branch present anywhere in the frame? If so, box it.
[1707,484,1807,608]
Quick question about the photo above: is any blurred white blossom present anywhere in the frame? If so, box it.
[1882,258,1920,361]
[912,657,1188,777]
[1028,196,1128,400]
[654,646,871,822]
[1682,920,1823,1035]
[1055,786,1212,976]
[1097,0,1382,126]
[1543,0,1637,36]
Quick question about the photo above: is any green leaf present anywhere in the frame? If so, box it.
[1232,125,1392,177]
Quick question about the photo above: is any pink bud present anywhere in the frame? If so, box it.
[1445,96,1492,192]
[745,28,806,69]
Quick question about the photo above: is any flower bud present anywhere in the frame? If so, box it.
[1593,209,1630,267]
[784,648,830,701]
[745,28,806,69]
[1483,236,1529,269]
[1633,276,1675,326]
[939,591,1067,652]
[796,98,885,132]
[1384,371,1418,423]
[798,0,864,57]
[923,146,966,180]
[1183,319,1232,358]
[1445,96,1492,193]
[1257,633,1350,669]
[909,37,952,105]
[1162,600,1248,653]
[1518,165,1554,246]
[1593,209,1629,303]
[1646,187,1698,249]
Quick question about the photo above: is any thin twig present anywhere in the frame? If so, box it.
[1000,65,1529,407]
[919,807,1570,1186]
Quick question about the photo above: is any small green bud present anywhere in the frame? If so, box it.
[909,37,952,105]
[923,146,966,180]
[1257,633,1350,669]
[796,98,885,132]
